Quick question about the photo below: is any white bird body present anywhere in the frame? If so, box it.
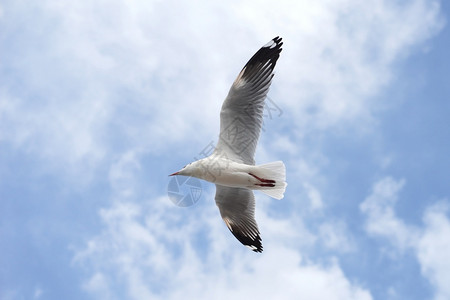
[179,156,287,199]
[170,37,286,252]
[183,157,258,187]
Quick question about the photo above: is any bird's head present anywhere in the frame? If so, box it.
[169,162,196,177]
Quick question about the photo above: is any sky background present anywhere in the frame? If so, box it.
[1,0,449,299]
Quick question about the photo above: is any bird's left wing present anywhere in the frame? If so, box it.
[215,185,263,252]
[214,37,283,165]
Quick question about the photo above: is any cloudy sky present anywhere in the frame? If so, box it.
[1,0,449,299]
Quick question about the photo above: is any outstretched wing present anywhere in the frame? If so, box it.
[215,37,283,165]
[215,185,263,252]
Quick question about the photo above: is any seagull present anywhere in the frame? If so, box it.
[170,37,286,252]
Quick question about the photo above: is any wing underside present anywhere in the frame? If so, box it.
[215,185,263,252]
[215,37,283,165]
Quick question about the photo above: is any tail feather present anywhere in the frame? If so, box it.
[252,161,287,200]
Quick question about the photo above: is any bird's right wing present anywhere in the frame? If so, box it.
[215,184,263,252]
[214,37,283,165]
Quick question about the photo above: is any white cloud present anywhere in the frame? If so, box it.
[304,182,324,211]
[360,177,418,251]
[72,150,370,299]
[1,0,445,299]
[273,0,443,132]
[361,177,450,300]
[108,151,142,198]
[0,0,443,179]
[417,202,450,300]
[83,272,116,300]
[318,221,355,253]
[74,194,372,300]
[33,287,43,299]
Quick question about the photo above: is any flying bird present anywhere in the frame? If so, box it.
[170,37,286,252]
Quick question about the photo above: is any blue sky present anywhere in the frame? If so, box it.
[1,0,449,299]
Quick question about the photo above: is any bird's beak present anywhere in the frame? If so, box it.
[169,171,179,176]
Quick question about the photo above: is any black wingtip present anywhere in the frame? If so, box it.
[253,244,263,253]
[228,227,263,253]
[269,36,283,49]
[239,37,283,81]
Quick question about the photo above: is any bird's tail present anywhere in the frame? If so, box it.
[251,161,287,200]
